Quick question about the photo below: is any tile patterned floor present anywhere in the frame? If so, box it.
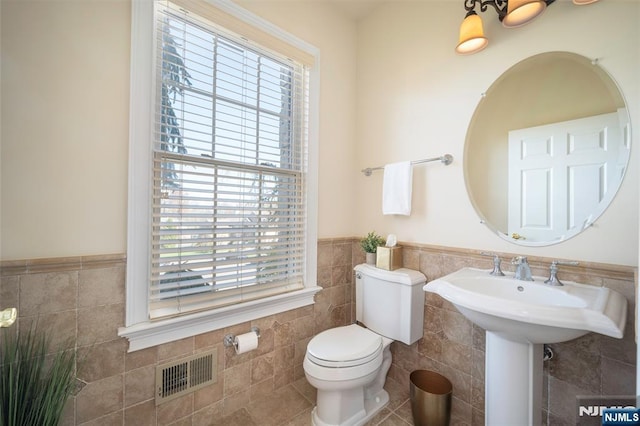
[212,376,414,426]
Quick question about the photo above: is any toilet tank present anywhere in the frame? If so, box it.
[354,263,426,345]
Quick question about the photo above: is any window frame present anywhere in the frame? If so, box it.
[120,0,320,352]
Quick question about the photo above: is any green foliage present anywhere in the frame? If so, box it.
[360,231,386,253]
[160,24,192,187]
[0,326,77,426]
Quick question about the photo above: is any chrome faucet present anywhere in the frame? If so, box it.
[544,260,579,286]
[512,256,533,281]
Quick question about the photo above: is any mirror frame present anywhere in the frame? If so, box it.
[464,51,631,246]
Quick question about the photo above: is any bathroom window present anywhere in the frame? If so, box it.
[122,0,320,351]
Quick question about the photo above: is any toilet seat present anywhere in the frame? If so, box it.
[306,324,382,368]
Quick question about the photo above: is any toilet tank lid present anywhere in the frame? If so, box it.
[354,263,426,286]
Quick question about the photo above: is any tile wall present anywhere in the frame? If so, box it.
[0,239,635,425]
[0,239,354,425]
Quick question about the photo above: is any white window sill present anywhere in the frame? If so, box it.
[118,286,321,352]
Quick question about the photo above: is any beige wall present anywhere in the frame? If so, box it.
[1,1,638,266]
[1,0,131,260]
[355,1,639,266]
[0,0,357,260]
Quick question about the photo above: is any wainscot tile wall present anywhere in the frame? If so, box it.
[0,239,353,426]
[0,239,635,425]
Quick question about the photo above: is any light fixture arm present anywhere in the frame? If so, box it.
[463,0,508,21]
[463,0,556,21]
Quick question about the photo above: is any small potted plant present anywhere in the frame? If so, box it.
[360,231,385,265]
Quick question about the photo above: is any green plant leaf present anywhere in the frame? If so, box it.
[360,231,386,253]
[0,325,77,426]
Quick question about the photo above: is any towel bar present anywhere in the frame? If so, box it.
[361,154,453,176]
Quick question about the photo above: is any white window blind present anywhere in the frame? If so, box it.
[151,1,309,319]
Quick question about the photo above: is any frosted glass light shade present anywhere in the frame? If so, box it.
[456,12,488,55]
[502,0,546,28]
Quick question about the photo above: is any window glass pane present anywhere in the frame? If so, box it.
[151,3,307,318]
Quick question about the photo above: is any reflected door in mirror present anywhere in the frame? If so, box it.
[507,110,628,242]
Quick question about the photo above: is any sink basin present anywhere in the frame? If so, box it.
[424,267,628,425]
[424,267,626,344]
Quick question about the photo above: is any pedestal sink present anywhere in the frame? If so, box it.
[424,267,627,425]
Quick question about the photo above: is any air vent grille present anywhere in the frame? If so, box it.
[155,349,217,405]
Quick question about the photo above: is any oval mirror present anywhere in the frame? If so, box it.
[464,52,630,246]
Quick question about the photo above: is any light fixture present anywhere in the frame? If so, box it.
[456,0,600,55]
[502,0,547,28]
[456,11,489,54]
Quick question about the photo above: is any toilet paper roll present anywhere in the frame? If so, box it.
[234,331,259,354]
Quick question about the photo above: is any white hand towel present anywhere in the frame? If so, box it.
[382,161,413,216]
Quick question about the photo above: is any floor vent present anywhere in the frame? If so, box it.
[155,349,217,405]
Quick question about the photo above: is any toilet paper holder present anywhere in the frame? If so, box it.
[223,326,261,349]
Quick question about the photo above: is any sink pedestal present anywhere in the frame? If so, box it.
[485,332,542,425]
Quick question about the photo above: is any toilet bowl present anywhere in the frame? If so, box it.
[304,324,392,426]
[303,264,426,426]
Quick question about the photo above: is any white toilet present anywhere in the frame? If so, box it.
[304,263,426,426]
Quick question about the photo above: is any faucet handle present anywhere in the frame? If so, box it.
[480,252,505,276]
[545,260,579,286]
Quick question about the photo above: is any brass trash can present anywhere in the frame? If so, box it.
[409,370,452,426]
